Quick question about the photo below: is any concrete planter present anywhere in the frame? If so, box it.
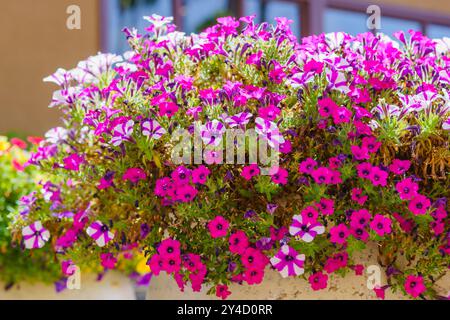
[147,243,450,300]
[0,271,135,300]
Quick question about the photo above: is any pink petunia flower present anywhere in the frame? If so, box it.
[244,267,265,285]
[258,105,281,121]
[368,166,388,187]
[318,97,338,117]
[332,106,352,124]
[301,206,319,223]
[100,253,117,269]
[158,101,179,118]
[269,166,289,185]
[86,221,115,247]
[350,209,372,228]
[122,168,147,183]
[192,165,210,184]
[395,178,419,200]
[330,223,350,244]
[216,285,231,300]
[299,158,317,174]
[311,167,332,185]
[148,254,163,276]
[270,245,305,278]
[404,275,426,298]
[171,166,192,185]
[63,153,84,171]
[356,162,373,179]
[241,248,267,270]
[208,216,230,238]
[389,159,411,175]
[22,221,50,249]
[154,177,173,197]
[317,198,335,215]
[175,184,198,203]
[241,164,260,180]
[351,188,368,205]
[309,272,328,291]
[157,238,181,257]
[229,230,249,255]
[351,145,370,161]
[408,194,431,215]
[370,214,392,237]
[111,120,134,146]
[362,136,381,154]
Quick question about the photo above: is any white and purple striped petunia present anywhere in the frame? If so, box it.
[111,120,134,146]
[200,120,226,147]
[225,112,252,129]
[86,221,115,247]
[270,245,305,278]
[289,214,325,243]
[142,119,166,140]
[443,117,450,131]
[255,117,285,149]
[43,68,72,89]
[22,221,50,249]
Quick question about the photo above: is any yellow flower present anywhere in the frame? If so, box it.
[136,256,150,274]
[0,138,11,152]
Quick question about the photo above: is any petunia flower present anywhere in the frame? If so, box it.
[258,105,281,121]
[351,188,368,205]
[224,112,252,129]
[207,216,230,238]
[22,221,50,249]
[329,223,350,244]
[142,119,166,140]
[86,221,115,247]
[216,285,231,300]
[200,120,225,147]
[299,158,317,174]
[100,253,117,269]
[389,159,411,175]
[255,117,285,149]
[370,214,392,237]
[122,168,147,183]
[111,120,134,146]
[241,164,260,180]
[408,194,431,215]
[395,178,419,200]
[404,275,426,298]
[289,214,325,243]
[311,167,332,185]
[368,166,388,187]
[332,106,352,124]
[269,166,288,185]
[63,153,84,171]
[244,268,264,285]
[317,198,335,215]
[229,230,249,255]
[309,272,328,291]
[192,165,210,184]
[241,247,267,269]
[157,238,181,257]
[350,209,372,228]
[270,245,305,278]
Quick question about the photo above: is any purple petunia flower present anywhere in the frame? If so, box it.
[270,245,305,278]
[111,120,134,146]
[142,119,166,140]
[200,120,225,146]
[289,214,325,243]
[86,221,115,247]
[224,112,252,129]
[22,221,51,249]
[255,117,285,149]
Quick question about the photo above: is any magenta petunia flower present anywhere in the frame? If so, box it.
[244,267,264,285]
[330,223,350,244]
[332,106,352,124]
[258,105,281,121]
[175,184,198,203]
[300,206,319,224]
[158,101,179,118]
[241,247,267,270]
[86,221,115,247]
[229,230,249,255]
[317,198,335,215]
[389,159,411,175]
[22,221,50,249]
[404,275,426,298]
[147,254,163,276]
[350,209,372,228]
[141,119,166,140]
[309,272,328,291]
[268,60,286,84]
[370,214,392,237]
[171,166,192,185]
[351,188,368,205]
[351,226,370,241]
[154,177,173,197]
[216,285,231,300]
[241,164,260,180]
[408,194,431,215]
[318,97,338,117]
[395,178,419,200]
[356,162,373,179]
[207,216,230,238]
[192,165,210,184]
[63,153,84,171]
[270,245,305,278]
[311,167,332,185]
[362,136,381,154]
[122,168,147,183]
[162,255,181,274]
[368,166,388,187]
[269,166,289,185]
[351,145,370,161]
[299,158,317,174]
[289,214,325,243]
[100,253,117,270]
[157,238,181,257]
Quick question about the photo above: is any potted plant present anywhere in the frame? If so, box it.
[10,15,449,300]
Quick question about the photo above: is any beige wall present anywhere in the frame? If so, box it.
[0,0,100,136]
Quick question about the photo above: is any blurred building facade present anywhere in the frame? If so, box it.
[1,0,449,135]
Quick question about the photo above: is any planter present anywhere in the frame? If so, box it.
[147,243,450,300]
[0,271,135,300]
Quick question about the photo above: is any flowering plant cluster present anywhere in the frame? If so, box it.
[0,136,62,286]
[11,15,449,299]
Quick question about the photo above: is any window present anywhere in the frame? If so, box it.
[427,24,450,38]
[324,8,367,35]
[378,16,421,37]
[183,0,229,34]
